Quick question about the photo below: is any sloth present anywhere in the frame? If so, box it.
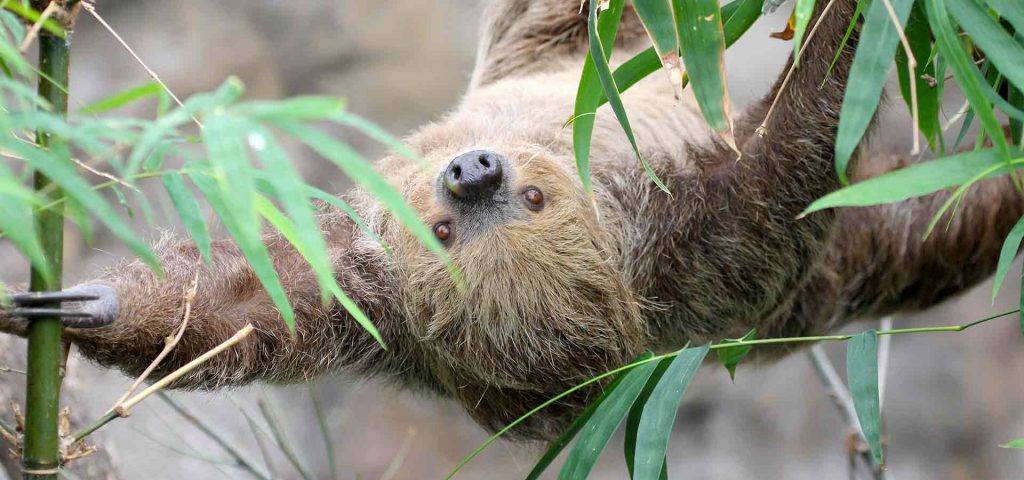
[2,0,1022,439]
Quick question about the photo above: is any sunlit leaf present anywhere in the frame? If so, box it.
[78,81,164,115]
[835,0,914,184]
[847,330,884,465]
[1002,439,1024,449]
[715,328,757,380]
[803,148,1016,214]
[633,343,709,480]
[234,96,346,122]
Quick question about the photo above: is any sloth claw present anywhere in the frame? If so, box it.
[4,285,118,329]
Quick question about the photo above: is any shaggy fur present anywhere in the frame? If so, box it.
[2,0,1022,439]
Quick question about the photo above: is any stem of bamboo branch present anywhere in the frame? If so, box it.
[22,24,70,480]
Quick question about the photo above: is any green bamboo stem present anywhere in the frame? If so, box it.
[22,27,71,480]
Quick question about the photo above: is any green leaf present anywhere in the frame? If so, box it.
[987,0,1024,31]
[847,330,884,465]
[162,171,212,264]
[0,137,161,275]
[624,357,671,479]
[588,0,669,192]
[200,115,296,330]
[0,166,49,280]
[927,0,1012,160]
[948,0,1024,92]
[835,0,914,184]
[234,96,346,122]
[254,195,384,347]
[273,121,459,284]
[78,81,164,115]
[895,3,941,149]
[1003,439,1024,449]
[715,328,757,380]
[558,360,659,480]
[826,0,870,83]
[527,352,655,480]
[792,0,817,65]
[573,0,628,193]
[335,112,424,167]
[672,0,733,135]
[991,215,1024,302]
[633,343,710,480]
[803,148,1015,214]
[634,0,680,71]
[722,0,764,46]
[2,2,65,38]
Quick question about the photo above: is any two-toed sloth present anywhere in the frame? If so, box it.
[2,0,1022,439]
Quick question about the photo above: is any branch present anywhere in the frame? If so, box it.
[71,324,255,442]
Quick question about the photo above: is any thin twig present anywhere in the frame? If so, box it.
[0,366,25,375]
[71,323,255,442]
[80,1,201,128]
[880,0,920,155]
[808,345,888,480]
[942,99,971,132]
[71,157,139,192]
[109,269,199,411]
[157,392,270,480]
[18,1,59,53]
[257,396,313,480]
[0,416,18,446]
[757,0,838,136]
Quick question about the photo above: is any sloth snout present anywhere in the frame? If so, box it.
[443,149,504,202]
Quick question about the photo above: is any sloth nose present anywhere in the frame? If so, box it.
[443,150,504,201]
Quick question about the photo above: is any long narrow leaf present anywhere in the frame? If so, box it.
[803,147,1014,214]
[672,0,733,136]
[987,0,1024,31]
[633,344,709,480]
[992,214,1024,301]
[896,3,940,149]
[847,330,884,465]
[634,0,680,73]
[558,360,659,480]
[573,0,628,193]
[835,0,914,184]
[163,172,212,264]
[792,0,817,65]
[78,81,164,115]
[927,0,1011,159]
[589,0,669,192]
[948,0,1024,91]
[624,358,671,478]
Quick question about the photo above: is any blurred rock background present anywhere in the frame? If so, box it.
[1,1,1022,479]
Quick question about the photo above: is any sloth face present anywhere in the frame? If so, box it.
[394,145,645,422]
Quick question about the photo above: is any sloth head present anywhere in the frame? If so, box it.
[388,143,645,433]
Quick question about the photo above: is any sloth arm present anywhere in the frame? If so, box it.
[0,207,402,389]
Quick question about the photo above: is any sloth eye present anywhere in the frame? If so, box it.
[434,222,452,244]
[522,187,544,211]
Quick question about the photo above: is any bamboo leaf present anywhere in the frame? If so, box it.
[847,330,884,465]
[927,0,1012,159]
[162,171,211,264]
[335,112,424,167]
[803,148,1015,214]
[715,329,757,380]
[573,0,628,193]
[624,358,671,479]
[1002,439,1024,449]
[234,96,346,122]
[985,0,1024,38]
[254,195,384,347]
[200,115,296,330]
[948,0,1024,92]
[0,166,48,280]
[991,214,1024,302]
[633,343,709,480]
[792,0,817,65]
[527,352,655,480]
[78,81,164,115]
[835,0,914,184]
[895,3,941,149]
[589,0,669,192]
[672,0,733,136]
[0,137,161,274]
[558,360,659,480]
[634,0,680,72]
[2,2,64,38]
[273,121,459,283]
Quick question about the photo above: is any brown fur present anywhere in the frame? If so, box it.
[2,0,1022,440]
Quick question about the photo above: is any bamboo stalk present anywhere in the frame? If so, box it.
[22,25,71,480]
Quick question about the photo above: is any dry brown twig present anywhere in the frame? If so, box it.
[879,0,920,155]
[18,1,59,53]
[108,269,201,412]
[0,366,25,375]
